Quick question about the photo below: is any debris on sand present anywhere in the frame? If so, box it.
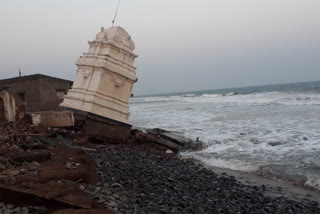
[0,112,319,214]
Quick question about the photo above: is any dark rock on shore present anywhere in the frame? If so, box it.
[83,143,320,214]
[0,202,48,214]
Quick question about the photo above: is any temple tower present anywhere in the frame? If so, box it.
[61,26,138,125]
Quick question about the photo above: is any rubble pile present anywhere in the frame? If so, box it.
[0,118,112,214]
[0,122,32,153]
[0,116,319,214]
[0,202,48,214]
[0,122,43,183]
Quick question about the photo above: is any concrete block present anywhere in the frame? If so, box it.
[31,110,74,127]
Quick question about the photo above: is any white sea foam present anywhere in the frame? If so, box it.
[143,96,177,102]
[305,176,320,190]
[130,86,320,188]
[188,155,260,172]
[132,91,320,106]
[183,93,197,97]
[201,94,221,98]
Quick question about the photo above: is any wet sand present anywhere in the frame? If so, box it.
[208,166,320,204]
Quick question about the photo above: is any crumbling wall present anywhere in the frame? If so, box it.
[38,78,72,111]
[0,75,72,112]
[0,78,41,112]
[0,90,16,124]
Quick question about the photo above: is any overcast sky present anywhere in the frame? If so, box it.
[0,0,319,95]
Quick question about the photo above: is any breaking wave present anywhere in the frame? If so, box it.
[305,177,320,190]
[130,81,320,190]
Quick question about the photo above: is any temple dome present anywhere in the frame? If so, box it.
[95,26,135,51]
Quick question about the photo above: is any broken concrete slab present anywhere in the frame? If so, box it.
[145,128,206,151]
[146,128,187,151]
[85,115,131,143]
[31,110,74,127]
[0,182,97,210]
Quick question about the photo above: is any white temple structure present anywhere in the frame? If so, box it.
[61,26,138,125]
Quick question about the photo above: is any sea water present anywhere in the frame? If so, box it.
[129,81,320,190]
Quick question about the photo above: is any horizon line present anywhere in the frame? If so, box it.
[134,79,320,97]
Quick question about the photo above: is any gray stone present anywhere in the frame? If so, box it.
[4,210,13,214]
[110,183,123,188]
[6,204,14,209]
[107,201,118,207]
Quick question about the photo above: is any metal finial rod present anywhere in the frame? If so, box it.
[112,0,121,27]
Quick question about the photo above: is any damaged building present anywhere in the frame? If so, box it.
[61,26,139,142]
[0,26,201,213]
[0,74,73,112]
[0,88,16,125]
[0,26,138,142]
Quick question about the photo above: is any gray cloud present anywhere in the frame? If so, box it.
[0,0,319,95]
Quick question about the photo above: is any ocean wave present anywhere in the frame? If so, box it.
[135,91,320,106]
[188,155,260,172]
[182,93,197,97]
[130,82,320,191]
[189,92,320,106]
[305,176,320,190]
[144,96,177,102]
[223,92,239,96]
[200,94,221,98]
[170,93,197,98]
[200,92,239,97]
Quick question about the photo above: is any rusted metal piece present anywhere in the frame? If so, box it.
[0,184,92,209]
[11,133,44,137]
[9,150,51,163]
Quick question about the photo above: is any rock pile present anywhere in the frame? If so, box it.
[0,202,48,214]
[0,122,45,184]
[84,143,320,214]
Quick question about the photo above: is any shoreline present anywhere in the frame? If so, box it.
[204,165,320,204]
[185,156,320,203]
[1,122,319,213]
[83,142,320,213]
[181,148,320,197]
[139,128,320,206]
